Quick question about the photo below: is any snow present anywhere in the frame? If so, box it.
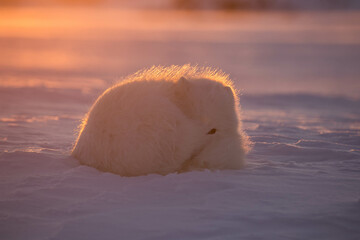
[0,8,360,240]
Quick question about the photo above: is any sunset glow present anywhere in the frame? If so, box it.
[1,7,359,97]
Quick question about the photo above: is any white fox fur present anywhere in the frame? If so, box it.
[72,65,249,176]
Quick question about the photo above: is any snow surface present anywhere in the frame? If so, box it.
[0,8,360,240]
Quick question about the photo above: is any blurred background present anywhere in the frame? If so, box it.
[2,0,360,10]
[0,0,359,99]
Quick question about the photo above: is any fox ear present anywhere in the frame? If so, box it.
[224,86,233,94]
[172,77,194,118]
[224,85,236,102]
[177,77,191,92]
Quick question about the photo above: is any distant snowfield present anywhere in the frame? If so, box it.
[0,8,360,240]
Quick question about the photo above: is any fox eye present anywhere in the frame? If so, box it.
[207,128,217,135]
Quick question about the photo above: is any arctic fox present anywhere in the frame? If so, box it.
[72,65,249,176]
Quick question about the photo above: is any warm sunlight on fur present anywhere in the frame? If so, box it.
[126,65,233,86]
[72,65,249,176]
